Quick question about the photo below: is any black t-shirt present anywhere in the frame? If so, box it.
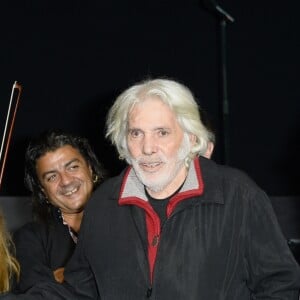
[145,183,184,227]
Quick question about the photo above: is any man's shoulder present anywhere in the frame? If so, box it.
[13,221,46,246]
[93,169,126,195]
[86,169,127,209]
[200,156,255,182]
[13,217,64,239]
[199,156,262,199]
[14,221,41,235]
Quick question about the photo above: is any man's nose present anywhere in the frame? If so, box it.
[59,172,72,185]
[142,134,157,155]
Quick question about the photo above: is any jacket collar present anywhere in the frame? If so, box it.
[118,157,224,207]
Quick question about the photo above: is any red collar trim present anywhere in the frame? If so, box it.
[119,158,204,211]
[166,158,204,217]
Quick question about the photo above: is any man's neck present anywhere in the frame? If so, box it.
[61,211,83,233]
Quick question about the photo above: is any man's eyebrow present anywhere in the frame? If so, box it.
[41,169,56,180]
[128,127,141,131]
[154,127,170,130]
[65,158,81,168]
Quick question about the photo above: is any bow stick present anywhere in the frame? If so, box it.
[0,81,22,190]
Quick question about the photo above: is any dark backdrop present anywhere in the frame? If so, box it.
[0,0,299,196]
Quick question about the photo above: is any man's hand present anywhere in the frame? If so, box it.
[53,267,65,283]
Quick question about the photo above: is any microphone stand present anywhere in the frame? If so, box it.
[202,0,234,165]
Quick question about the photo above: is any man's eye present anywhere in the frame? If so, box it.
[158,129,169,136]
[69,165,79,171]
[46,174,56,182]
[129,130,142,138]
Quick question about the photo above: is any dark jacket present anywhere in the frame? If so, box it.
[3,157,300,299]
[13,210,76,293]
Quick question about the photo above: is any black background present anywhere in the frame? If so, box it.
[0,0,299,196]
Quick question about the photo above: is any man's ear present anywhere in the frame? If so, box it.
[189,134,197,146]
[203,142,215,159]
[39,185,46,196]
[39,185,50,203]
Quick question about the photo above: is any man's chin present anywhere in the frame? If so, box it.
[142,178,167,193]
[145,185,165,194]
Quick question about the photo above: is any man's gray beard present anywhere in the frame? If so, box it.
[128,133,191,193]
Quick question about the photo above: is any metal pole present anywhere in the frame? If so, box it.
[201,1,234,164]
[219,18,230,164]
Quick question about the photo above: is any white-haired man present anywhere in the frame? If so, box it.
[3,79,300,299]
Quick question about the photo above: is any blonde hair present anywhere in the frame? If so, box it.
[0,211,20,293]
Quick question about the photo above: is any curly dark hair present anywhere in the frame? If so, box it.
[24,130,106,223]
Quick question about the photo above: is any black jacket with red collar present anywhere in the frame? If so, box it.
[4,157,300,299]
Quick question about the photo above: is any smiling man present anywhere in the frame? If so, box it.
[126,96,192,197]
[12,131,105,293]
[92,78,298,299]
